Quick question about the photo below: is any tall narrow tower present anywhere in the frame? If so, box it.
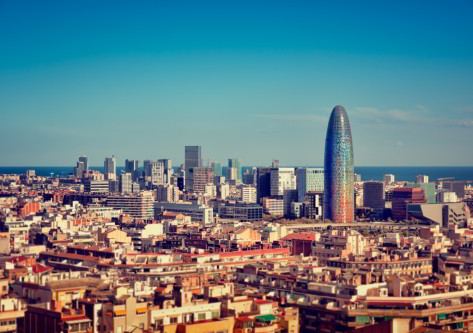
[323,105,354,223]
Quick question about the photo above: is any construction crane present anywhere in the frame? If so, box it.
[438,177,455,181]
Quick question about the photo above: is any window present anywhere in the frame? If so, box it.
[212,311,219,319]
[170,317,178,324]
[197,313,206,320]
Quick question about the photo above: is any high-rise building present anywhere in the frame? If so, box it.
[143,160,152,179]
[158,159,173,184]
[392,188,426,220]
[296,168,324,202]
[442,181,466,200]
[270,168,296,197]
[211,162,222,177]
[228,158,242,182]
[185,146,202,190]
[384,174,395,183]
[416,175,429,183]
[256,167,272,203]
[363,182,385,210]
[241,186,257,203]
[79,155,88,171]
[156,184,180,202]
[74,161,85,178]
[323,105,354,223]
[125,159,140,182]
[145,161,165,187]
[406,182,436,204]
[354,173,361,182]
[243,167,257,185]
[188,167,213,193]
[104,156,116,180]
[106,191,154,220]
[119,173,132,194]
[303,191,323,220]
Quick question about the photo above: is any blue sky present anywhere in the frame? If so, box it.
[1,1,473,167]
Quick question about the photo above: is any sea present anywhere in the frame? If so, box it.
[1,166,473,182]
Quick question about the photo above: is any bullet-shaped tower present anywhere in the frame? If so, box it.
[323,105,354,222]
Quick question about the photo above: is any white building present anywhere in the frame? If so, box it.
[436,191,458,203]
[270,167,296,196]
[416,175,429,183]
[154,202,213,225]
[219,183,230,200]
[384,174,395,183]
[204,183,217,197]
[296,168,324,202]
[240,186,257,203]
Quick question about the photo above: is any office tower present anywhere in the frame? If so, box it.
[243,167,257,185]
[145,161,164,186]
[323,105,355,223]
[363,182,385,212]
[303,192,324,220]
[384,174,395,183]
[442,181,466,200]
[211,162,222,177]
[270,168,296,196]
[119,172,132,194]
[437,191,458,203]
[406,182,436,204]
[283,189,298,216]
[392,188,426,220]
[241,186,257,203]
[219,183,230,200]
[78,155,88,171]
[296,168,324,202]
[416,175,429,183]
[158,159,173,184]
[74,161,85,178]
[156,184,180,202]
[256,167,272,203]
[83,179,109,193]
[354,173,361,182]
[104,156,116,180]
[106,191,154,220]
[227,167,237,181]
[228,158,242,182]
[143,160,152,179]
[185,146,202,190]
[125,159,140,182]
[108,180,119,193]
[188,167,213,193]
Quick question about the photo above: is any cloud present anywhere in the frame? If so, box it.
[450,120,473,127]
[352,106,432,124]
[254,114,327,122]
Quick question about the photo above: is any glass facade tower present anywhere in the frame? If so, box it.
[323,105,354,223]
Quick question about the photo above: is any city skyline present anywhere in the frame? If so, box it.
[1,1,473,166]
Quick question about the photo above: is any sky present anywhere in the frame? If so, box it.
[1,1,473,167]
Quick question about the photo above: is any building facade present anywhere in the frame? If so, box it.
[323,105,354,223]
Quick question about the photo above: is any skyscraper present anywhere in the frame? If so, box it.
[185,146,201,190]
[104,156,116,180]
[228,158,242,182]
[296,167,324,202]
[158,159,173,184]
[323,105,354,223]
[78,155,88,171]
[211,162,222,177]
[125,159,140,182]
